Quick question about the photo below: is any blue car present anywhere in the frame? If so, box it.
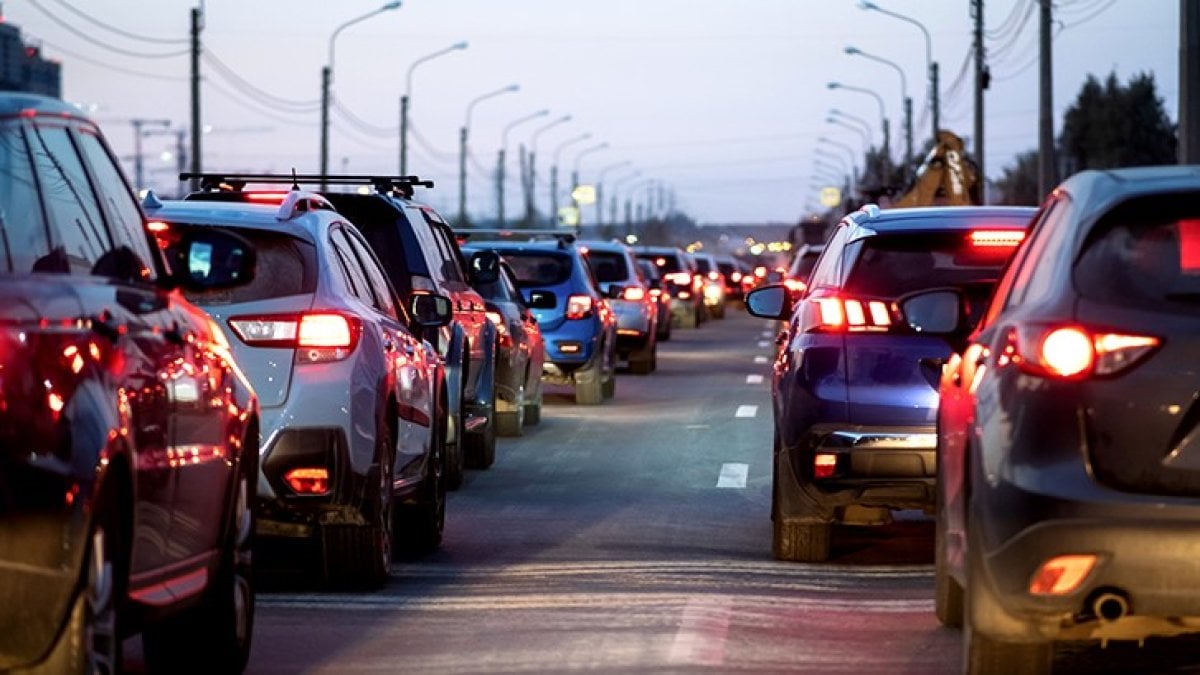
[463,235,617,405]
[746,204,1035,562]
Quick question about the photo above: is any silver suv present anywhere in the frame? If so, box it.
[149,186,452,587]
[579,240,658,374]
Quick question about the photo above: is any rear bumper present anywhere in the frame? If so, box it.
[814,427,937,481]
[256,426,372,539]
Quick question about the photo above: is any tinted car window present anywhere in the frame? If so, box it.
[75,129,156,270]
[636,252,683,274]
[807,226,850,290]
[1075,191,1200,314]
[0,121,51,273]
[331,228,376,305]
[501,251,573,287]
[29,124,110,274]
[345,229,400,320]
[843,231,1015,298]
[693,257,712,274]
[789,251,822,281]
[181,228,317,305]
[588,250,629,282]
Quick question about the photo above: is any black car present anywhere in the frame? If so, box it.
[0,94,259,673]
[935,166,1200,672]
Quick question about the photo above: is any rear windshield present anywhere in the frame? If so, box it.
[843,231,1019,298]
[587,250,629,282]
[636,252,683,274]
[790,251,822,281]
[1075,192,1200,313]
[178,228,317,304]
[693,257,712,274]
[498,251,572,287]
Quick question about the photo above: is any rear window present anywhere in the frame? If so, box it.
[177,228,317,304]
[789,251,822,281]
[1075,192,1200,313]
[498,251,572,287]
[842,231,1019,298]
[586,250,629,282]
[693,257,712,274]
[636,252,683,274]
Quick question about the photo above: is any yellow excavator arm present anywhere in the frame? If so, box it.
[893,131,980,208]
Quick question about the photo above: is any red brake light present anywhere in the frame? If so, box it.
[298,314,353,348]
[970,230,1025,248]
[665,272,692,286]
[565,294,593,320]
[485,310,504,327]
[228,312,361,362]
[623,286,646,301]
[807,296,893,333]
[730,272,742,282]
[245,192,288,204]
[707,271,719,281]
[649,288,662,299]
[1012,325,1160,379]
[1040,327,1093,377]
[147,220,169,233]
[783,278,807,294]
[284,467,330,495]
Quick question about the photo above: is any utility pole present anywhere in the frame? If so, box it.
[931,62,940,139]
[458,126,468,226]
[549,166,559,228]
[131,118,171,192]
[972,0,987,202]
[399,94,408,174]
[189,6,202,191]
[903,97,913,180]
[1183,0,1200,163]
[495,147,505,227]
[1038,0,1056,196]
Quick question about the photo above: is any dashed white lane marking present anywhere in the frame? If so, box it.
[757,340,770,348]
[746,374,764,384]
[753,356,768,364]
[716,463,748,488]
[761,331,773,338]
[735,405,758,418]
[686,424,711,430]
[668,596,732,666]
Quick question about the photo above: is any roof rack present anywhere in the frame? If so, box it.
[456,229,576,248]
[179,172,434,195]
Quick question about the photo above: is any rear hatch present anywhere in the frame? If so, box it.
[1071,192,1200,496]
[495,249,575,332]
[839,228,1023,425]
[171,225,318,408]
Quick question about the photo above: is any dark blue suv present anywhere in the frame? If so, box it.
[462,234,617,405]
[746,204,1034,562]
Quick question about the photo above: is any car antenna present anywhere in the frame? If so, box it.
[290,168,300,192]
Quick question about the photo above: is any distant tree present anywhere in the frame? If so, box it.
[1060,72,1176,173]
[992,149,1041,206]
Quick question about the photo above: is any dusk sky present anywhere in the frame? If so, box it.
[11,0,1180,224]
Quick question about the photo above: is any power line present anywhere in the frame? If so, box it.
[203,50,321,112]
[1062,0,1120,28]
[31,35,187,82]
[985,0,1032,40]
[46,0,189,45]
[26,0,189,59]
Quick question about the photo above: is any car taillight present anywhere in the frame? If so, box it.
[665,272,691,286]
[228,312,361,362]
[623,286,646,301]
[730,272,742,283]
[486,310,512,347]
[805,296,893,333]
[566,294,593,320]
[1005,325,1160,379]
[783,278,807,294]
[707,271,719,281]
[692,275,703,292]
[284,467,330,495]
[969,230,1026,248]
[649,288,663,299]
[245,192,288,204]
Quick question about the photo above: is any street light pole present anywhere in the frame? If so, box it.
[859,2,937,142]
[526,114,572,226]
[818,138,858,196]
[321,1,402,190]
[550,133,591,227]
[826,118,869,154]
[829,109,873,143]
[569,143,609,230]
[459,84,519,227]
[610,169,641,230]
[594,160,631,229]
[844,45,912,175]
[401,41,467,175]
[497,109,548,227]
[827,82,889,158]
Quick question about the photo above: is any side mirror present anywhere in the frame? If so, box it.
[410,293,452,328]
[606,284,625,300]
[167,227,256,292]
[468,250,501,285]
[525,289,557,310]
[744,285,792,320]
[901,289,964,334]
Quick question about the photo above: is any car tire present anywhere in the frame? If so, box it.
[395,404,445,555]
[465,359,498,469]
[963,622,1052,675]
[319,425,393,589]
[772,518,831,563]
[574,364,604,405]
[629,341,655,375]
[601,370,616,400]
[144,435,257,672]
[41,496,122,675]
[496,383,525,437]
[712,303,726,320]
[523,378,542,426]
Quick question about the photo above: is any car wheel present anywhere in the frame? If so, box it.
[496,383,525,437]
[465,358,498,469]
[144,438,257,672]
[523,376,542,426]
[574,363,604,405]
[396,404,445,555]
[677,311,697,330]
[963,621,1052,675]
[629,341,655,375]
[320,424,393,588]
[772,518,831,563]
[935,488,964,628]
[42,502,122,675]
[601,370,616,400]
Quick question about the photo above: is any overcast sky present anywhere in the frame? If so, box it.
[10,0,1180,224]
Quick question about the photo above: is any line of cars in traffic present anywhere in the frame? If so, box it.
[748,166,1200,672]
[0,93,741,674]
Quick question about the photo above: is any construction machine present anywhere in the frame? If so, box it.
[893,130,982,207]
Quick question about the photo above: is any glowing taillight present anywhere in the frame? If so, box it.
[246,192,287,203]
[649,289,662,299]
[814,298,845,328]
[707,271,719,281]
[1040,327,1093,377]
[692,275,704,292]
[284,467,330,495]
[623,286,646,301]
[969,230,1026,248]
[298,314,353,348]
[147,220,169,233]
[814,453,837,479]
[566,294,593,320]
[783,278,806,294]
[485,310,504,327]
[808,297,893,333]
[730,272,742,282]
[665,272,691,286]
[1029,554,1097,595]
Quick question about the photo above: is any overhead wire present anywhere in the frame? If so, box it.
[46,0,189,44]
[203,50,321,112]
[31,35,187,82]
[26,0,189,59]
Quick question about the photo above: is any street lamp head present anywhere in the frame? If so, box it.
[453,41,468,50]
[826,82,840,90]
[505,84,520,93]
[844,46,861,55]
[859,1,878,10]
[381,1,402,10]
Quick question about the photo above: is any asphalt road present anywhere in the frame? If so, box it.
[126,307,1200,674]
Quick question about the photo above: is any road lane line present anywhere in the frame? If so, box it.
[746,374,764,384]
[761,331,773,338]
[716,463,748,488]
[756,340,770,348]
[735,405,758,418]
[668,596,732,666]
[753,355,768,364]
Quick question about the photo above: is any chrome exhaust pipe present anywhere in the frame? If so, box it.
[1092,592,1130,622]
